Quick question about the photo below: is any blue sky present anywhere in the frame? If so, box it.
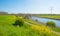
[0,0,60,14]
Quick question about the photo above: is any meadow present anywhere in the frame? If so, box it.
[0,15,60,36]
[35,14,60,19]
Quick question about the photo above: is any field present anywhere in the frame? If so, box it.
[0,15,60,36]
[35,14,60,19]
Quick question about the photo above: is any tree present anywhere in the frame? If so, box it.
[0,11,8,15]
[46,21,56,27]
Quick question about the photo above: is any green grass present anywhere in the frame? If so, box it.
[0,15,60,36]
[51,27,60,32]
[36,14,60,19]
[24,18,60,36]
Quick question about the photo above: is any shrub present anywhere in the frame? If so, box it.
[35,19,38,22]
[13,18,24,27]
[46,21,56,27]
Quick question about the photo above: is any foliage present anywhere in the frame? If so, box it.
[13,19,24,27]
[46,21,56,27]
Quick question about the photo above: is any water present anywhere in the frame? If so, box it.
[30,16,60,27]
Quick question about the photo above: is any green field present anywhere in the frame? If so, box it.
[0,15,60,36]
[35,14,60,19]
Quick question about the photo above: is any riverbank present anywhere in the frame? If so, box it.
[30,16,60,32]
[0,15,60,36]
[34,15,60,20]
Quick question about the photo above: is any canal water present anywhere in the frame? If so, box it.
[30,16,60,27]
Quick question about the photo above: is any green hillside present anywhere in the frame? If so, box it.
[0,15,60,36]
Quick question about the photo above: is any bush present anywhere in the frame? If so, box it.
[46,21,56,27]
[13,18,24,27]
[35,19,38,22]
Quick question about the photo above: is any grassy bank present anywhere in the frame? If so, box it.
[51,27,60,32]
[0,15,60,36]
[34,14,60,20]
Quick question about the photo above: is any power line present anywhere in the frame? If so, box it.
[50,7,54,15]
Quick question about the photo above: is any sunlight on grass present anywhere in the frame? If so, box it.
[0,15,60,36]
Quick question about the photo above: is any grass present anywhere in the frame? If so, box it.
[36,14,60,19]
[51,27,60,32]
[24,18,60,36]
[0,15,60,36]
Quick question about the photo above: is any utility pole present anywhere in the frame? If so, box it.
[50,7,53,15]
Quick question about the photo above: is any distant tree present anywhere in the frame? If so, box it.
[0,11,8,15]
[46,21,56,27]
[23,15,29,19]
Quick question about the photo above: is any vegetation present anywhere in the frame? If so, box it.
[13,17,24,27]
[0,12,8,15]
[46,21,60,32]
[51,27,60,32]
[35,14,60,19]
[0,15,60,36]
[46,21,56,27]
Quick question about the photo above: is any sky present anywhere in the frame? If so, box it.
[0,0,60,14]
